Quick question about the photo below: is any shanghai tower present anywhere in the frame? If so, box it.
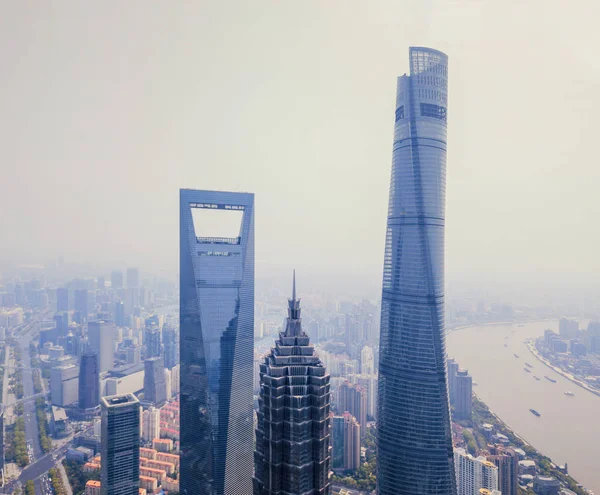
[376,47,457,494]
[180,189,255,495]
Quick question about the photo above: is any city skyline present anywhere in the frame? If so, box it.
[2,2,600,298]
[2,2,600,494]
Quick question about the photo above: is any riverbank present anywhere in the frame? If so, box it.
[447,321,600,493]
[467,396,591,495]
[525,341,600,399]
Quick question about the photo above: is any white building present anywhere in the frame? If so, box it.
[348,373,378,419]
[454,448,499,495]
[50,364,79,406]
[360,345,375,375]
[142,406,161,442]
[170,364,180,397]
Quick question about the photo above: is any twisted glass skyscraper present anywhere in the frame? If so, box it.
[180,189,255,495]
[377,47,457,495]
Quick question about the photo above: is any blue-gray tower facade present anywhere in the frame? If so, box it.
[377,47,457,495]
[180,189,255,495]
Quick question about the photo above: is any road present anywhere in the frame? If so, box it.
[0,315,55,495]
[18,332,46,495]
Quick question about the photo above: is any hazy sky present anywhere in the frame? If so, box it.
[2,1,599,294]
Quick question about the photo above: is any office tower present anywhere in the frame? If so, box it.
[338,381,367,440]
[162,327,178,369]
[180,189,255,495]
[126,268,140,289]
[360,345,375,375]
[50,364,79,406]
[377,46,456,495]
[454,369,473,421]
[88,320,115,373]
[101,394,140,495]
[144,327,161,358]
[254,275,331,494]
[126,345,141,365]
[114,302,125,327]
[448,358,459,405]
[454,448,499,495]
[124,288,139,316]
[75,289,89,322]
[79,352,100,410]
[110,270,124,289]
[57,287,69,312]
[97,277,105,289]
[142,406,161,442]
[487,446,518,495]
[144,357,167,407]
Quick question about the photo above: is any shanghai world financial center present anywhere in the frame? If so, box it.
[180,189,255,495]
[180,46,455,495]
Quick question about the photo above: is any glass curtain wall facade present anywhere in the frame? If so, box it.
[377,47,457,495]
[253,274,331,495]
[79,352,100,410]
[180,189,255,495]
[100,394,140,495]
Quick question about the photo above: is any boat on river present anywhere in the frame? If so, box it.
[514,353,519,358]
[524,368,531,373]
[525,362,534,368]
[530,408,541,417]
[545,376,557,383]
[533,376,540,381]
[565,391,575,397]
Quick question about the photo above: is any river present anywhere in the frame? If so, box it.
[447,321,600,494]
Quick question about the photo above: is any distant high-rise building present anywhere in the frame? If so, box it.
[88,320,115,373]
[487,446,519,495]
[100,394,140,495]
[377,46,456,495]
[74,289,89,323]
[97,277,105,289]
[360,345,375,375]
[51,364,79,406]
[143,357,167,407]
[114,302,125,327]
[342,412,361,471]
[253,273,331,495]
[338,380,367,440]
[454,369,473,421]
[448,358,459,405]
[57,287,69,312]
[180,189,255,495]
[144,327,161,358]
[126,268,140,289]
[348,373,378,419]
[125,345,141,365]
[142,406,161,443]
[162,327,178,369]
[559,318,579,338]
[110,270,124,289]
[454,448,499,495]
[79,352,100,410]
[332,415,345,469]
